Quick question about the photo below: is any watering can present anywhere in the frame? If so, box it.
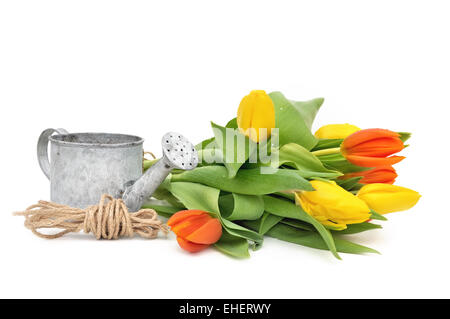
[37,128,198,211]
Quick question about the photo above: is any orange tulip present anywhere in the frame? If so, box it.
[342,166,398,184]
[341,128,405,167]
[167,210,222,253]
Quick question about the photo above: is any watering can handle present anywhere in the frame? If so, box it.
[37,128,69,180]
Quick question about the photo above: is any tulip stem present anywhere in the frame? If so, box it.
[311,147,341,157]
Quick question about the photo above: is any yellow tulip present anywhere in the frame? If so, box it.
[237,90,275,143]
[295,180,371,230]
[357,183,421,214]
[314,124,361,139]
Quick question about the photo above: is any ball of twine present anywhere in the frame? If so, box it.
[14,194,169,240]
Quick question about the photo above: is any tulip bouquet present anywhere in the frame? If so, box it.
[143,90,420,259]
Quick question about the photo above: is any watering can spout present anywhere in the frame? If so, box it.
[122,132,199,212]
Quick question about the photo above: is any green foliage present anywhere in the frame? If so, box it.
[370,210,388,221]
[219,193,264,221]
[266,223,379,255]
[269,91,318,150]
[318,153,370,174]
[211,121,255,178]
[271,143,342,178]
[398,132,411,143]
[334,222,382,235]
[171,166,313,195]
[289,97,324,130]
[147,91,395,259]
[336,177,363,191]
[263,195,340,259]
[215,230,250,258]
[166,181,263,255]
[312,138,343,151]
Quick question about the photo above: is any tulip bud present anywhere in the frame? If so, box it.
[295,180,371,230]
[341,128,405,167]
[341,166,398,184]
[357,184,421,214]
[237,90,275,143]
[167,210,222,252]
[314,124,361,139]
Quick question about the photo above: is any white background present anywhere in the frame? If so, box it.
[0,0,448,299]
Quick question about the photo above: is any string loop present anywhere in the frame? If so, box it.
[14,194,169,240]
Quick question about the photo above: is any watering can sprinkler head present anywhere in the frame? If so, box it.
[122,132,198,212]
[160,132,199,170]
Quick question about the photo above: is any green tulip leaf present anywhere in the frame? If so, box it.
[219,193,265,221]
[336,177,363,191]
[195,137,216,151]
[226,118,238,129]
[171,166,313,195]
[281,218,315,231]
[221,218,264,250]
[269,91,318,150]
[266,223,379,255]
[273,192,295,201]
[333,222,382,235]
[262,195,340,259]
[318,153,370,174]
[141,202,181,218]
[211,121,256,178]
[197,148,224,166]
[271,143,342,179]
[312,138,343,151]
[239,212,284,235]
[167,181,221,214]
[289,97,324,130]
[258,213,283,234]
[215,230,250,258]
[150,184,185,209]
[370,210,388,221]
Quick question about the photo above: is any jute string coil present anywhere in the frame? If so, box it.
[14,194,169,240]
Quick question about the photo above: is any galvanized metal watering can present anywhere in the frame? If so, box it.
[37,128,199,211]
